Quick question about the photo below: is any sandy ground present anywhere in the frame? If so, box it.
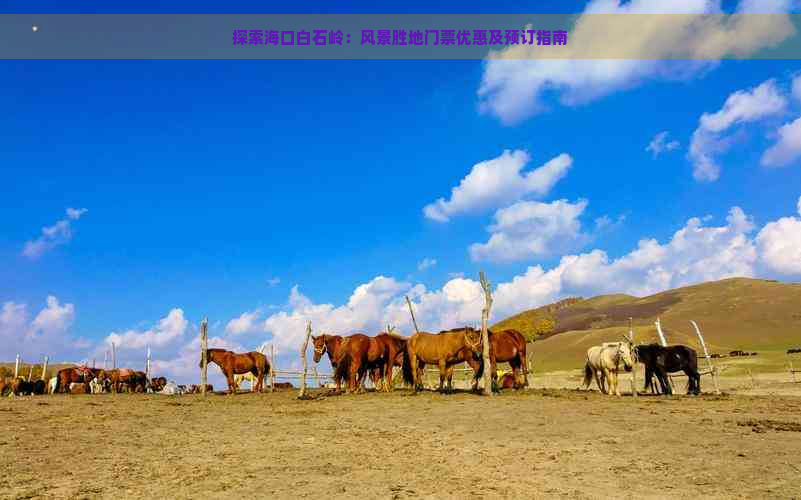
[2,381,801,500]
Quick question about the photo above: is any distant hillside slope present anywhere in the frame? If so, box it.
[492,277,801,372]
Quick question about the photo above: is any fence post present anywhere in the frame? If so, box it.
[629,317,637,398]
[200,317,208,397]
[479,271,494,397]
[41,355,49,381]
[270,344,276,392]
[298,320,312,399]
[112,342,117,369]
[654,318,668,347]
[405,295,420,334]
[103,350,108,370]
[690,320,720,395]
[14,354,20,379]
[146,346,152,383]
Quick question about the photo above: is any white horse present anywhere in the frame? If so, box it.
[47,376,58,394]
[89,377,104,394]
[233,343,268,392]
[583,341,634,396]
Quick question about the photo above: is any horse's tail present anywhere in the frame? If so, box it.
[583,361,593,389]
[333,349,351,384]
[401,344,414,386]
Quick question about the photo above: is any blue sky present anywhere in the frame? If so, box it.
[2,0,801,383]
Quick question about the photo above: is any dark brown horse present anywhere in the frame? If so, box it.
[474,329,530,390]
[202,349,270,394]
[403,328,483,393]
[56,366,98,393]
[332,334,375,393]
[370,332,408,391]
[150,376,167,392]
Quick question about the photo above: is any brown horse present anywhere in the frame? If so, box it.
[474,329,530,390]
[150,376,167,392]
[370,332,409,391]
[332,334,375,393]
[56,366,98,393]
[202,349,270,394]
[312,333,365,393]
[403,328,483,393]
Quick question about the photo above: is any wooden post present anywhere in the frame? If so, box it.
[405,295,420,334]
[27,365,34,382]
[112,342,117,369]
[92,358,96,369]
[298,320,312,399]
[103,350,108,370]
[14,354,20,379]
[690,320,720,395]
[479,271,493,397]
[654,318,668,347]
[146,346,152,382]
[200,317,209,397]
[629,317,637,398]
[270,344,276,392]
[41,356,49,381]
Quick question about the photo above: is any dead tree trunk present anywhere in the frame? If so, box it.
[479,271,493,397]
[200,317,209,397]
[298,320,312,399]
[405,295,420,334]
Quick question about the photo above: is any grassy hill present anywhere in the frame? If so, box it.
[492,277,801,373]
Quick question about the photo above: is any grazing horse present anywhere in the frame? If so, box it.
[583,342,634,396]
[635,344,701,396]
[56,366,97,394]
[150,376,167,392]
[474,329,530,390]
[97,368,138,393]
[11,378,34,396]
[202,349,270,394]
[233,372,265,391]
[403,328,484,393]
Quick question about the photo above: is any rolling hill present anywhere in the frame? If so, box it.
[492,277,801,372]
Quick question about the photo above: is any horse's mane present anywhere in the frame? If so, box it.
[438,326,478,334]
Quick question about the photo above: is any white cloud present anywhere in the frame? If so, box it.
[21,207,89,259]
[469,199,589,262]
[267,277,281,286]
[646,131,680,158]
[792,74,801,102]
[225,309,261,335]
[761,115,801,167]
[689,79,788,181]
[30,296,75,337]
[106,308,188,350]
[423,150,572,222]
[417,258,437,271]
[756,196,801,275]
[478,0,796,125]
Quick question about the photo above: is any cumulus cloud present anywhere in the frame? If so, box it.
[756,196,801,275]
[646,131,680,158]
[762,115,801,167]
[105,308,188,350]
[689,79,788,180]
[417,258,437,271]
[478,0,796,125]
[423,150,572,222]
[225,309,261,335]
[469,199,589,262]
[0,296,80,360]
[21,207,89,259]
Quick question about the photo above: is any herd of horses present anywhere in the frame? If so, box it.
[3,326,708,398]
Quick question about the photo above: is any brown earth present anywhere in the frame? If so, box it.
[2,386,801,499]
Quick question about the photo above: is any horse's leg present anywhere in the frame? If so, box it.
[437,361,447,393]
[385,346,395,392]
[600,368,610,394]
[226,371,236,395]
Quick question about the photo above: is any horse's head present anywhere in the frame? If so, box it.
[312,335,327,363]
[463,328,483,356]
[618,338,634,372]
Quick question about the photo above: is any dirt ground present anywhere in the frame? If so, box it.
[3,382,801,500]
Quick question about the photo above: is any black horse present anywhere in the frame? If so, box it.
[634,344,701,395]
